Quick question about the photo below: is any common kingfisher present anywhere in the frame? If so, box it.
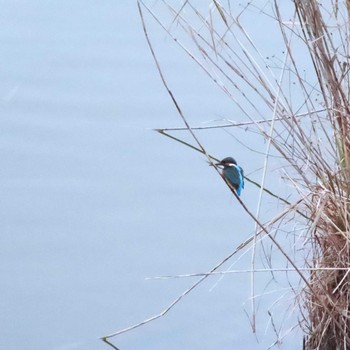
[215,157,244,196]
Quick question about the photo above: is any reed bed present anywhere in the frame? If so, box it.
[102,1,350,349]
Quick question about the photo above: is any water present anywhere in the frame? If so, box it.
[0,2,302,349]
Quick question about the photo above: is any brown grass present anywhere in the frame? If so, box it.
[102,1,350,349]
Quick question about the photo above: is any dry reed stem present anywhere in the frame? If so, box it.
[292,1,350,348]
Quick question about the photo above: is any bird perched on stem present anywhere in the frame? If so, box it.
[214,157,244,196]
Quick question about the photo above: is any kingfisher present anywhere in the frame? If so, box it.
[214,157,244,196]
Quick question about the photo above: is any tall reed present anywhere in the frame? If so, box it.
[102,2,350,348]
[146,1,350,348]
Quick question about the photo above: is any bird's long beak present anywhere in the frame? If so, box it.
[209,161,222,167]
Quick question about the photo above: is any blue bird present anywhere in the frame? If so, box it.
[215,157,244,196]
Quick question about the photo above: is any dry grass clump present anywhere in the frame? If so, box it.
[102,1,350,348]
[140,0,350,348]
[293,1,350,348]
[138,0,350,348]
[304,187,350,349]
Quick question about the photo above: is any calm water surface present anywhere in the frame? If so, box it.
[0,2,301,349]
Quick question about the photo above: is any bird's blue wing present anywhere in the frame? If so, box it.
[223,165,244,196]
[238,166,244,189]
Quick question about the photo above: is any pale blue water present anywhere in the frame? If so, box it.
[0,2,302,350]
